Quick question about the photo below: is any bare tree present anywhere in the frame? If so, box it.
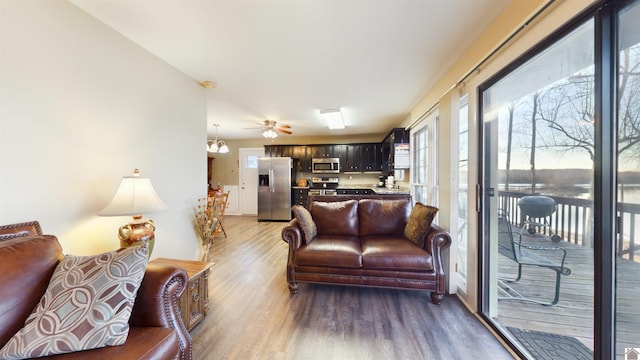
[504,100,523,190]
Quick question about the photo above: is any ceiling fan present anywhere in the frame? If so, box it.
[247,120,292,138]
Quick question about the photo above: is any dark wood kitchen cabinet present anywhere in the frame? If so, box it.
[292,146,310,172]
[308,145,344,159]
[264,140,386,174]
[362,143,382,172]
[382,128,410,171]
[344,144,364,172]
[292,187,309,208]
[345,143,381,172]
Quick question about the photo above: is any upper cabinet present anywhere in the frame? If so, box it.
[308,145,345,159]
[382,128,410,171]
[263,128,407,174]
[292,146,310,172]
[362,143,382,172]
[344,143,381,173]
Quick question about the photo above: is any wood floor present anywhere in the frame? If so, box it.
[190,215,514,360]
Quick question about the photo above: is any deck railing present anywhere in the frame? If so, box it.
[498,191,639,261]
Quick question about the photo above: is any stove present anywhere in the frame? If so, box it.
[309,177,339,195]
[310,177,339,189]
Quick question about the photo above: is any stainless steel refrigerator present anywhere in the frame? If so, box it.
[258,157,292,221]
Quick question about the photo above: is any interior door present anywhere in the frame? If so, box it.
[239,148,264,215]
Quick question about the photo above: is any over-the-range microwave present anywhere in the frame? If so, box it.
[312,158,340,173]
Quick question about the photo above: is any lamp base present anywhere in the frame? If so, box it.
[118,217,156,257]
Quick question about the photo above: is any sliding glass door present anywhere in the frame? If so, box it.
[480,19,596,357]
[616,0,640,356]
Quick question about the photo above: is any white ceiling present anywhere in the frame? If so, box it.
[70,0,512,140]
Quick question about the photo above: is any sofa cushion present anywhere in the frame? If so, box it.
[310,199,359,236]
[0,235,63,348]
[296,235,362,268]
[292,205,317,243]
[358,199,411,236]
[404,203,439,248]
[0,245,148,359]
[37,327,179,360]
[361,235,434,271]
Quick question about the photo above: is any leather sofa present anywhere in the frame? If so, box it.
[0,221,191,360]
[281,195,452,304]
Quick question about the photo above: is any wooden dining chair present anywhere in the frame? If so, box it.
[212,191,229,238]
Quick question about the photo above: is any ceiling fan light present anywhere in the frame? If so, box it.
[321,109,345,130]
[262,129,278,138]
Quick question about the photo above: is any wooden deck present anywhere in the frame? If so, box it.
[494,230,640,356]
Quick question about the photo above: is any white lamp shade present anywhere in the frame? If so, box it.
[99,175,167,216]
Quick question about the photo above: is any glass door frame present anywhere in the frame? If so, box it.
[476,0,626,358]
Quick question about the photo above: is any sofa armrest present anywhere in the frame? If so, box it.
[424,224,452,294]
[282,219,304,293]
[281,218,303,247]
[129,264,192,360]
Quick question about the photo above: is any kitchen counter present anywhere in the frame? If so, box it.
[335,185,410,195]
[371,187,410,195]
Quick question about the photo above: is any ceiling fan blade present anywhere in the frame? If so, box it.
[279,124,292,129]
[277,128,293,135]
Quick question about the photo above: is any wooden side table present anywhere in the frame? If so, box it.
[149,258,215,331]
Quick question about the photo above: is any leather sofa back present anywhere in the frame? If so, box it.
[0,235,63,347]
[307,194,413,237]
[358,198,411,236]
[310,199,359,236]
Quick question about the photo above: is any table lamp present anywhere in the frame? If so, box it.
[99,169,167,256]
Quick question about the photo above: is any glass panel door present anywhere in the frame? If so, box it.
[616,1,640,356]
[481,20,595,357]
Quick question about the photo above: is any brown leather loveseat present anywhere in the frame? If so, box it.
[0,221,191,360]
[281,195,452,304]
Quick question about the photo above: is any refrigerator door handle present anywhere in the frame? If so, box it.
[269,169,275,192]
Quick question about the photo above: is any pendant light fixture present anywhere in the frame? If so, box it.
[208,124,229,153]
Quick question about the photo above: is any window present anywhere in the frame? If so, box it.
[411,113,438,207]
[457,95,469,292]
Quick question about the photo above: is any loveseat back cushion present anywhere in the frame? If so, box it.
[310,199,359,236]
[358,199,411,236]
[0,235,63,348]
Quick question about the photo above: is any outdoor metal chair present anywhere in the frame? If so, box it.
[497,209,571,306]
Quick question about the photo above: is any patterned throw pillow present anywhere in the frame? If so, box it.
[404,202,439,248]
[292,205,317,243]
[0,245,149,359]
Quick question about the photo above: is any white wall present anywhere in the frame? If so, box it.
[0,0,207,260]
